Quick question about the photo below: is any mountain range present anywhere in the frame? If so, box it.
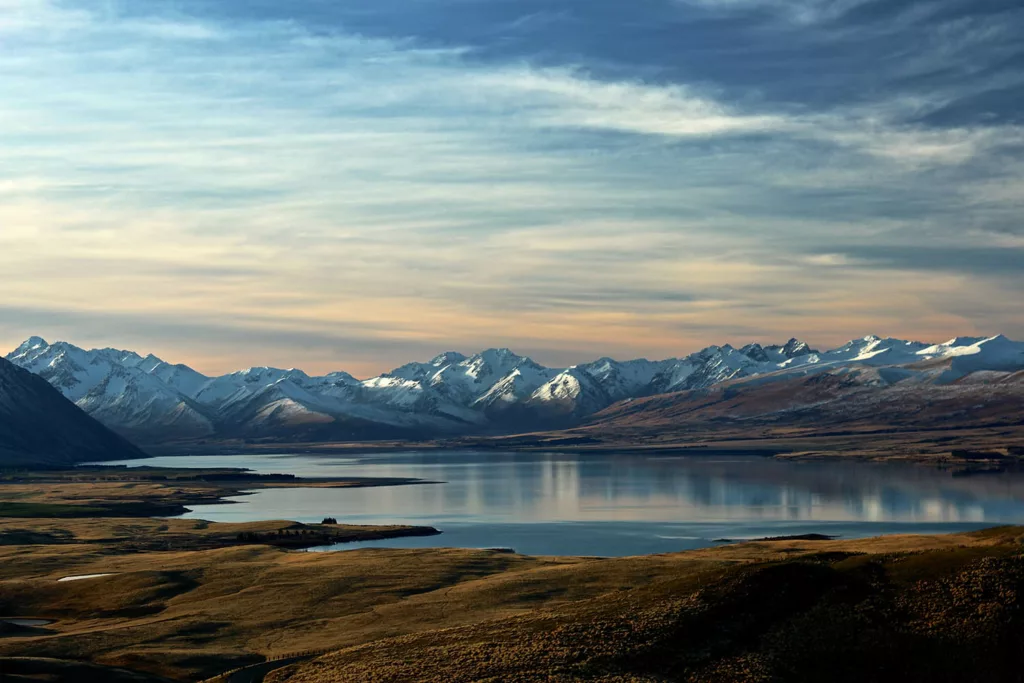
[6,334,1024,444]
[570,339,1024,448]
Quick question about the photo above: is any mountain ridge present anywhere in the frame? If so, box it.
[7,334,1023,444]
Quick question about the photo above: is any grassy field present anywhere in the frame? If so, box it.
[1,522,1024,681]
[270,530,1024,683]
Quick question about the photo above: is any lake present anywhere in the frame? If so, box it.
[100,451,1024,557]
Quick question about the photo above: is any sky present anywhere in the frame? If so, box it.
[1,0,1022,377]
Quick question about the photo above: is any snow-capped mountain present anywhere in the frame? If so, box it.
[6,334,1024,443]
[584,335,1024,444]
[8,337,214,439]
[528,367,612,418]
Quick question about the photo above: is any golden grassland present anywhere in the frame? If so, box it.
[2,473,1024,682]
[2,519,1024,681]
[269,531,1024,683]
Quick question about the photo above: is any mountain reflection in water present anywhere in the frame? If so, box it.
[104,452,1024,556]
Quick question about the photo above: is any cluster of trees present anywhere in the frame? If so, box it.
[231,519,343,544]
[235,528,332,542]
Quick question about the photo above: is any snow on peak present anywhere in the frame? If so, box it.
[320,370,359,384]
[740,343,769,363]
[472,347,526,363]
[529,367,610,415]
[921,335,1012,355]
[463,348,535,378]
[472,362,559,409]
[8,332,1024,441]
[14,336,49,353]
[939,336,987,348]
[430,351,468,366]
[914,334,1024,380]
[781,338,814,357]
[233,366,310,382]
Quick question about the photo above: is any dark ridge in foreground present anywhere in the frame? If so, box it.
[0,657,174,682]
[0,357,147,467]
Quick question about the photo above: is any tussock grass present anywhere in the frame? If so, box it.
[270,529,1024,683]
[2,526,1024,681]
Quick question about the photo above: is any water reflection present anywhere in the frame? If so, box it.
[105,452,1024,556]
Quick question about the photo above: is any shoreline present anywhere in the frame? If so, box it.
[0,466,439,520]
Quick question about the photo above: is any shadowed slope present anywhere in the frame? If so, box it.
[0,357,147,466]
[590,368,1024,432]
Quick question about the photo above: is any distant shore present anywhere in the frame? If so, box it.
[140,424,1024,473]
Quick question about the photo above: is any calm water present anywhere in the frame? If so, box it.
[1,619,53,627]
[98,451,1024,557]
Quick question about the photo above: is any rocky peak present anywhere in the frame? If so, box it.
[740,343,770,363]
[782,338,815,358]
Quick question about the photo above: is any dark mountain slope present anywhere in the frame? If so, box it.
[463,366,1024,458]
[0,357,147,467]
[578,365,1024,438]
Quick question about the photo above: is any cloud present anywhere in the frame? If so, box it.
[472,68,789,137]
[0,303,443,379]
[816,245,1024,275]
[0,0,1023,372]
